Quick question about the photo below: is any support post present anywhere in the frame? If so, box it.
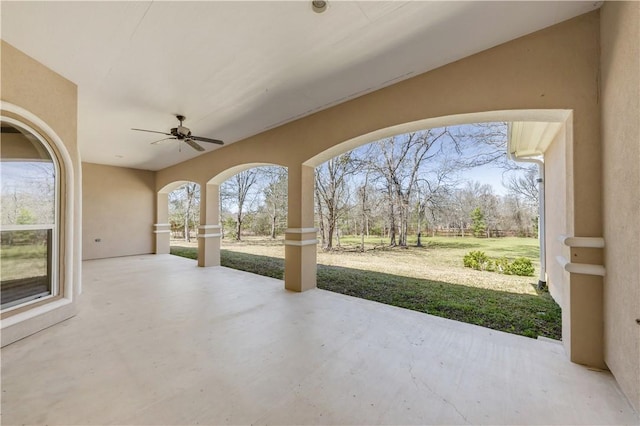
[285,164,317,292]
[155,192,170,254]
[198,183,221,267]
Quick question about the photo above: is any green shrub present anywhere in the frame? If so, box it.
[495,257,511,274]
[485,259,496,272]
[509,257,535,277]
[463,253,535,277]
[463,251,490,271]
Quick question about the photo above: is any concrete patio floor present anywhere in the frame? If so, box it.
[2,254,638,425]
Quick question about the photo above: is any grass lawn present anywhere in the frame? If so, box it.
[170,236,561,340]
[208,235,542,295]
[0,244,48,281]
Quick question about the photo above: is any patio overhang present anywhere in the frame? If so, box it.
[508,112,569,158]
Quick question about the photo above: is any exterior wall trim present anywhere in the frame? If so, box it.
[559,235,605,248]
[556,256,606,276]
[286,228,318,234]
[284,239,319,247]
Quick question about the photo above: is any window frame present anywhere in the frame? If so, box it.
[1,116,61,313]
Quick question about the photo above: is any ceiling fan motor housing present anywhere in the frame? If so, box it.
[171,126,192,138]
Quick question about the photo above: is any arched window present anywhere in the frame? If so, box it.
[1,118,60,310]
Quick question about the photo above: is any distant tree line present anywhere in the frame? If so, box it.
[168,123,539,246]
[314,123,539,250]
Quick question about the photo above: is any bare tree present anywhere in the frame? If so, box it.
[183,183,199,242]
[449,122,509,168]
[370,129,450,246]
[315,153,356,250]
[222,169,260,240]
[168,183,200,241]
[357,169,372,252]
[505,165,539,206]
[315,183,327,248]
[263,167,288,239]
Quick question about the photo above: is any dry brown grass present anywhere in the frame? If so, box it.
[172,235,539,295]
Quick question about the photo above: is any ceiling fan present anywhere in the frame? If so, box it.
[132,115,224,152]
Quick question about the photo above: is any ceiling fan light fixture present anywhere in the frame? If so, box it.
[132,114,224,151]
[312,0,327,14]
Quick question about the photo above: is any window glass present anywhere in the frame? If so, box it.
[1,120,58,310]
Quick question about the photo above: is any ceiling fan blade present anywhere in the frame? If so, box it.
[132,128,173,136]
[189,135,224,145]
[150,137,177,145]
[184,138,205,152]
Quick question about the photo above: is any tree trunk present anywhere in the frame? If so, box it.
[360,192,366,252]
[389,223,397,246]
[315,186,327,248]
[388,195,397,246]
[326,216,335,250]
[236,215,242,241]
[271,215,276,239]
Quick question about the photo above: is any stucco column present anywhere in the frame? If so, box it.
[197,182,221,267]
[285,164,317,292]
[565,111,605,369]
[154,192,170,254]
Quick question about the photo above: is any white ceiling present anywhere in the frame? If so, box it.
[1,1,600,171]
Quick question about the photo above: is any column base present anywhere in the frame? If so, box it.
[198,224,221,267]
[284,229,318,292]
[154,223,170,254]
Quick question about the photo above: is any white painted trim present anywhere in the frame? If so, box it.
[558,235,605,248]
[556,256,606,276]
[76,140,83,295]
[199,225,221,230]
[198,233,222,238]
[1,298,72,329]
[153,230,171,234]
[0,224,55,231]
[1,293,53,311]
[284,239,319,246]
[285,228,318,234]
[154,223,170,227]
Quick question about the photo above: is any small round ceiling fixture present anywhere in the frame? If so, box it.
[312,0,327,13]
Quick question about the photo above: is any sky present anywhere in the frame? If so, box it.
[462,163,511,196]
[97,121,528,211]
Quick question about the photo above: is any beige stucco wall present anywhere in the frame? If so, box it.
[544,123,569,307]
[600,1,640,413]
[158,12,602,242]
[82,162,155,260]
[1,40,80,345]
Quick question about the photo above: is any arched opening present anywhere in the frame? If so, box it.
[165,163,289,271]
[211,164,288,273]
[304,110,574,340]
[168,182,201,244]
[309,120,561,339]
[156,180,191,256]
[219,166,288,242]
